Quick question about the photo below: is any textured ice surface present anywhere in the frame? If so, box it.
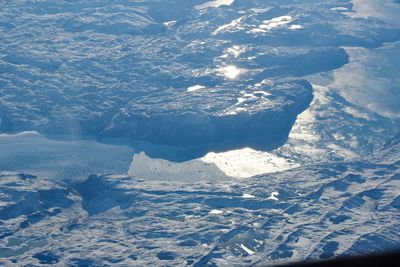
[0,132,133,181]
[1,0,399,155]
[0,0,321,153]
[0,137,399,266]
[0,0,400,266]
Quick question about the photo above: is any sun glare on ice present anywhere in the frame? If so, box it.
[221,65,241,79]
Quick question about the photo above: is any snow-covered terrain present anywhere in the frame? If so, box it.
[0,0,399,266]
[0,135,399,266]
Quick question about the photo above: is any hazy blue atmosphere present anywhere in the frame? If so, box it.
[0,0,399,266]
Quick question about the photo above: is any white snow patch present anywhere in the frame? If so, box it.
[289,24,302,30]
[163,21,176,28]
[225,89,271,111]
[267,192,279,201]
[209,209,224,215]
[234,107,247,113]
[224,110,238,115]
[240,244,255,255]
[187,85,206,92]
[213,17,243,35]
[253,222,263,229]
[251,15,293,33]
[236,97,247,105]
[330,7,348,12]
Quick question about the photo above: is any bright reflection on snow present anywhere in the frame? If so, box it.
[219,65,242,79]
[195,0,235,10]
[201,147,299,178]
[128,148,299,180]
[225,45,246,58]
